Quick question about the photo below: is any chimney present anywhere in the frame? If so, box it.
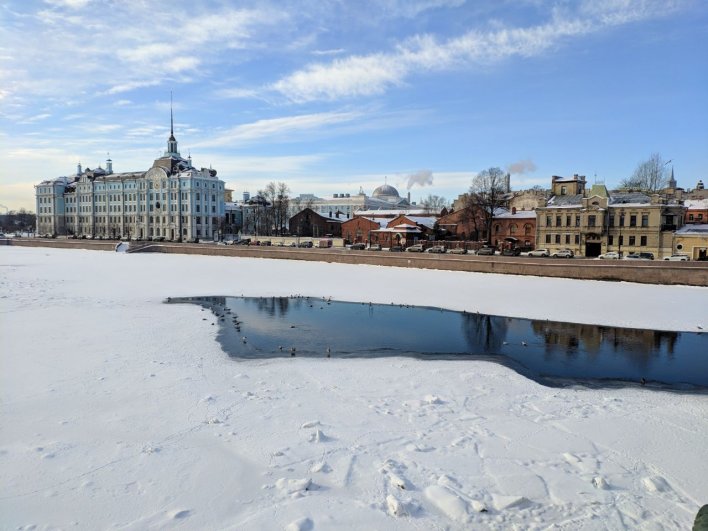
[407,191,411,203]
[504,173,511,193]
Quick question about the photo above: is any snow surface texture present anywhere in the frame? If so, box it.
[1,247,707,530]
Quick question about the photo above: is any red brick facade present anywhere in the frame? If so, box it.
[341,217,381,243]
[288,208,342,237]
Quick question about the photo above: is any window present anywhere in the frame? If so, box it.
[575,215,580,227]
[546,216,551,226]
[630,215,637,227]
[609,215,615,226]
[629,236,635,246]
[641,214,649,227]
[495,224,501,234]
[561,186,567,195]
[566,215,571,226]
[509,224,517,234]
[619,214,625,227]
[619,236,624,246]
[565,234,570,244]
[545,234,551,244]
[588,215,596,227]
[690,214,695,221]
[608,235,614,245]
[556,215,561,226]
[640,236,647,246]
[555,234,560,244]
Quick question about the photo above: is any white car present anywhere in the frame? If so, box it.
[528,248,550,257]
[664,254,689,261]
[598,251,620,260]
[551,249,574,258]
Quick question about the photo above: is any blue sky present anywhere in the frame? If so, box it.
[1,0,706,211]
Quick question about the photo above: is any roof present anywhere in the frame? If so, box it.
[609,192,651,205]
[684,199,708,209]
[355,209,429,217]
[547,194,584,207]
[675,224,708,235]
[405,216,437,229]
[494,210,536,219]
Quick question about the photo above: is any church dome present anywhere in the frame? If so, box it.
[372,184,400,199]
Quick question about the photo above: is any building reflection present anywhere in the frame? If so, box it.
[461,313,508,353]
[531,321,678,368]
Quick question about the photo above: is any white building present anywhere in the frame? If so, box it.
[35,111,225,242]
[289,183,413,221]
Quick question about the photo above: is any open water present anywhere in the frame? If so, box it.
[167,296,708,389]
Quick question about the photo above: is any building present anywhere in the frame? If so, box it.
[673,224,708,260]
[369,214,438,248]
[492,208,537,249]
[35,109,225,241]
[289,182,413,221]
[535,175,685,258]
[288,208,343,237]
[341,216,387,244]
[684,199,708,224]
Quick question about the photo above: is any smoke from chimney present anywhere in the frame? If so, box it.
[405,169,433,190]
[506,159,537,175]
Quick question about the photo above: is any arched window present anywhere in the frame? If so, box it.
[495,224,501,234]
[524,224,532,235]
[509,224,517,234]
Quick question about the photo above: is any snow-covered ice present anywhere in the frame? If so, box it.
[1,246,707,529]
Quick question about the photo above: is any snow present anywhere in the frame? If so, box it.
[1,246,707,530]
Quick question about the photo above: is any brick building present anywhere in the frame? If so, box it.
[288,208,342,237]
[684,199,708,224]
[491,208,537,249]
[341,216,386,244]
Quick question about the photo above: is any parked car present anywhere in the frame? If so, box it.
[664,254,689,261]
[551,249,574,258]
[367,244,382,251]
[389,246,404,252]
[476,247,496,256]
[625,252,654,260]
[448,248,468,254]
[426,245,446,254]
[598,251,620,260]
[501,248,521,256]
[406,244,425,252]
[528,248,550,257]
[297,241,313,248]
[349,243,366,250]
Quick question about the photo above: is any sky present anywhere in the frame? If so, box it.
[0,0,706,212]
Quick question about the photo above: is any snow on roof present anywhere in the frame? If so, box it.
[355,209,429,217]
[405,216,438,229]
[547,194,583,207]
[494,210,536,219]
[609,192,651,205]
[675,224,708,235]
[684,199,708,209]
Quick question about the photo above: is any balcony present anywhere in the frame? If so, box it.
[661,224,677,232]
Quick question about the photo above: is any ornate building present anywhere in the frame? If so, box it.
[35,109,225,241]
[535,174,685,258]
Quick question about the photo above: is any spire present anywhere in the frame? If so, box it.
[170,91,174,139]
[165,91,179,156]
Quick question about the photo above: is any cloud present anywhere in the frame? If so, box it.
[273,0,682,102]
[19,113,52,124]
[403,169,434,189]
[194,111,363,147]
[506,159,537,175]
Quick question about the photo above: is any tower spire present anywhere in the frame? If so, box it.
[165,91,179,156]
[170,91,174,137]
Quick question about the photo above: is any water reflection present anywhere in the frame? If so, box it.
[166,296,707,390]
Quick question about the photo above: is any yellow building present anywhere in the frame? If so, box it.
[536,175,685,258]
[673,225,708,260]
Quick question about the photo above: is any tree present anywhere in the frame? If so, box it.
[260,182,290,235]
[468,167,508,245]
[620,153,670,192]
[420,194,448,213]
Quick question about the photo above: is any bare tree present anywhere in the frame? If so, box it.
[620,153,670,192]
[468,167,508,245]
[420,194,448,214]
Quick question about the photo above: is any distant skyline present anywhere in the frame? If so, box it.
[1,0,707,211]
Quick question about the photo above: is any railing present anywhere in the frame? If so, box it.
[661,224,677,231]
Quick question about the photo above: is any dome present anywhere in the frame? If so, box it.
[372,184,400,198]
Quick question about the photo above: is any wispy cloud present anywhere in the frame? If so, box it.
[194,110,364,147]
[273,0,683,102]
